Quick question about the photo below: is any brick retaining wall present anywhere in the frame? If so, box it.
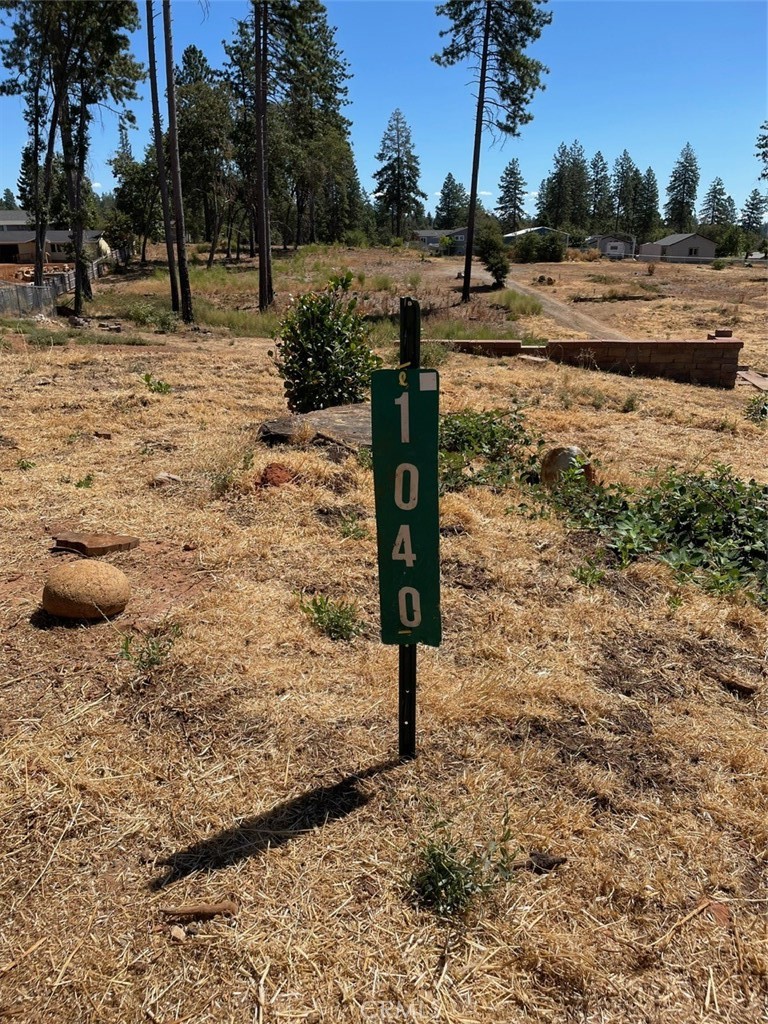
[544,339,744,389]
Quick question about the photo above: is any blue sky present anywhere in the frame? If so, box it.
[1,0,766,219]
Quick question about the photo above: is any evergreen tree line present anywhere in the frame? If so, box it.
[518,139,767,255]
[1,1,766,321]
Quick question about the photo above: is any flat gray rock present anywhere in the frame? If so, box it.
[259,403,372,449]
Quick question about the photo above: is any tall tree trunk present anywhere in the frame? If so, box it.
[162,0,193,322]
[462,0,492,303]
[253,0,272,310]
[59,91,91,316]
[146,0,178,309]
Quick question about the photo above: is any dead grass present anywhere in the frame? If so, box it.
[0,252,766,1023]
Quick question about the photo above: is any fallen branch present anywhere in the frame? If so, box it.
[158,899,237,920]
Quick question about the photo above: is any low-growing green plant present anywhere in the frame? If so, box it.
[572,557,606,587]
[120,623,180,679]
[409,813,517,917]
[711,259,727,270]
[273,273,381,413]
[439,406,542,492]
[141,372,171,394]
[16,458,35,470]
[338,512,369,540]
[545,464,767,602]
[74,473,94,488]
[300,593,363,641]
[621,393,640,413]
[745,394,768,425]
[357,447,373,470]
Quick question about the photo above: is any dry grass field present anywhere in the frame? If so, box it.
[0,248,766,1023]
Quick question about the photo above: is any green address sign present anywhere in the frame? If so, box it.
[371,368,441,648]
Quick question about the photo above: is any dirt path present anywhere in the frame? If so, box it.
[441,261,633,340]
[503,270,633,340]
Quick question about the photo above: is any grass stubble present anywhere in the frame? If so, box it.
[0,249,766,1023]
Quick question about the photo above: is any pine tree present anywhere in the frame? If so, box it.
[1,188,17,209]
[612,150,639,234]
[565,140,589,231]
[588,151,613,233]
[433,0,551,301]
[537,142,569,227]
[756,121,768,181]
[434,173,470,228]
[373,109,426,239]
[740,189,767,234]
[664,142,700,233]
[634,167,660,243]
[495,158,526,232]
[698,177,730,224]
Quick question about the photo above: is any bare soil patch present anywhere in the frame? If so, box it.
[0,251,766,1023]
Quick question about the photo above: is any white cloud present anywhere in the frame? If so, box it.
[433,191,441,196]
[479,190,492,197]
[92,182,102,190]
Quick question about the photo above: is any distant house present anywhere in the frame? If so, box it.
[503,225,563,243]
[585,233,636,259]
[638,232,716,263]
[412,227,468,255]
[0,228,108,264]
[0,209,30,231]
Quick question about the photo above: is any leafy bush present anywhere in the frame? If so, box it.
[538,232,566,262]
[439,406,542,492]
[273,272,381,413]
[511,232,540,263]
[545,465,767,602]
[711,259,727,270]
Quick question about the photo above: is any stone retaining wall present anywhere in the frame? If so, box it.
[544,339,743,388]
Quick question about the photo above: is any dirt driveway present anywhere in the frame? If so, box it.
[504,270,632,340]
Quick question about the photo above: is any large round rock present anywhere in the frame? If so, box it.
[540,445,596,488]
[42,561,131,620]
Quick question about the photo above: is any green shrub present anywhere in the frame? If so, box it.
[711,259,727,270]
[274,273,381,413]
[439,406,541,492]
[538,233,566,262]
[475,219,510,286]
[511,232,540,263]
[545,465,767,602]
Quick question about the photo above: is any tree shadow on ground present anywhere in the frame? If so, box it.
[149,759,400,891]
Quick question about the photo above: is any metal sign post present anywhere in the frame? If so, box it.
[371,297,441,761]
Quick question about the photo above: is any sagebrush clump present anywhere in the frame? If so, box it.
[273,273,381,413]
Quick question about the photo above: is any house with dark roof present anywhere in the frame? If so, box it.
[0,209,30,230]
[584,233,636,259]
[638,232,716,263]
[0,228,108,264]
[412,227,468,255]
